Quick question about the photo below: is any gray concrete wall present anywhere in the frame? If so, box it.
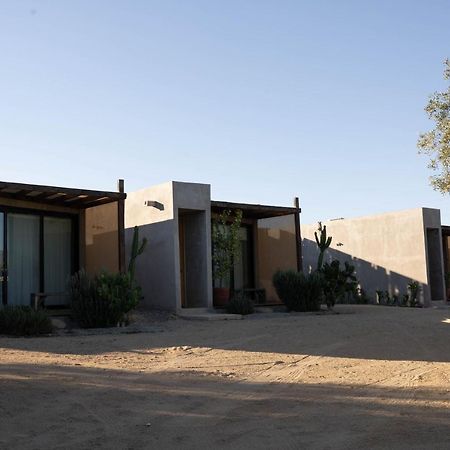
[125,181,212,312]
[173,182,212,311]
[301,208,444,306]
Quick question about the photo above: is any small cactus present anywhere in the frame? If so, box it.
[128,226,147,282]
[314,222,332,269]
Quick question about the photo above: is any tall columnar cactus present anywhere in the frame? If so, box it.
[128,226,147,282]
[314,222,332,269]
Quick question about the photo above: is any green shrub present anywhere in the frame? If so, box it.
[321,260,358,308]
[70,270,141,328]
[0,306,53,336]
[272,270,322,312]
[226,292,254,315]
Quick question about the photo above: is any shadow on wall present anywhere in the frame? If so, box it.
[0,364,449,449]
[303,239,427,302]
[125,219,177,311]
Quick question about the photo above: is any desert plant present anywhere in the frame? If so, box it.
[226,291,254,315]
[212,209,243,288]
[0,306,53,336]
[315,222,332,269]
[321,260,358,308]
[128,226,147,282]
[408,281,421,307]
[273,270,322,312]
[70,226,146,328]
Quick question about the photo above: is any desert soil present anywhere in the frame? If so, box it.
[1,305,450,449]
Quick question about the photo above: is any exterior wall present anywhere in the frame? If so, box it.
[84,202,119,275]
[174,182,212,311]
[301,208,443,306]
[257,214,297,303]
[125,181,212,312]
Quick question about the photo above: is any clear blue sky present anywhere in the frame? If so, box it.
[1,0,449,224]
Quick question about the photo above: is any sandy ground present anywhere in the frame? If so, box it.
[1,305,450,450]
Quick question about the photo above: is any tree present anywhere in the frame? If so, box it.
[418,59,450,193]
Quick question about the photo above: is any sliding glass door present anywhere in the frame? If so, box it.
[7,214,40,306]
[43,217,72,305]
[0,209,76,307]
[0,212,4,305]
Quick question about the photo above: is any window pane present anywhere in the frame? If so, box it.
[44,217,72,306]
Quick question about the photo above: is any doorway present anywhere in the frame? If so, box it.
[178,210,208,308]
[426,228,445,301]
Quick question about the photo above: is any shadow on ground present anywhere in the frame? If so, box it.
[0,363,449,449]
[1,306,450,362]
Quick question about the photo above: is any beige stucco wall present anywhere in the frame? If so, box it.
[84,202,119,274]
[301,208,444,306]
[257,214,297,303]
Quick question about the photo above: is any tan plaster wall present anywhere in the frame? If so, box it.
[84,202,119,275]
[257,215,297,303]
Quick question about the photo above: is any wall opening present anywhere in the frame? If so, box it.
[179,209,208,308]
[426,228,444,301]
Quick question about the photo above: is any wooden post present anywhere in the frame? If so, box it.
[117,179,125,273]
[294,197,303,273]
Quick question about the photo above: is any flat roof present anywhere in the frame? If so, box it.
[211,200,298,220]
[0,180,126,209]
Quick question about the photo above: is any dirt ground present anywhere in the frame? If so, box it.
[1,305,449,450]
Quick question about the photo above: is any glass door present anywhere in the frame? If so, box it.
[0,212,4,305]
[7,213,40,306]
[43,216,72,306]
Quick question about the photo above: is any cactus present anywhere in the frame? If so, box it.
[314,222,332,269]
[128,226,147,282]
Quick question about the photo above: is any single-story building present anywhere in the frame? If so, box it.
[125,181,301,312]
[0,180,126,308]
[301,208,448,306]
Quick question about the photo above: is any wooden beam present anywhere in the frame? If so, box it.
[117,179,125,273]
[294,197,303,273]
[0,181,126,201]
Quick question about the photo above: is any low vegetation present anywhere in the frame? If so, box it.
[70,226,147,328]
[0,306,53,336]
[226,291,255,315]
[273,270,322,312]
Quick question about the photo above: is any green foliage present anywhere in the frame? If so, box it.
[70,226,146,328]
[418,59,450,193]
[212,209,243,287]
[70,270,141,328]
[128,226,147,282]
[321,260,358,308]
[314,222,332,269]
[273,270,322,312]
[376,282,421,308]
[226,291,255,315]
[0,306,53,336]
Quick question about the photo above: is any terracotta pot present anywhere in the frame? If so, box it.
[213,288,230,307]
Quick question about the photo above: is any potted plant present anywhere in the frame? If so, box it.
[212,209,242,307]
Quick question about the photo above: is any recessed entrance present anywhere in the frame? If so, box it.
[426,228,445,301]
[179,209,208,308]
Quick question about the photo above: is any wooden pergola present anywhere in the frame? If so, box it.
[0,179,127,272]
[0,180,126,209]
[211,198,303,272]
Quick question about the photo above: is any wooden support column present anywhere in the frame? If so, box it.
[117,179,125,273]
[294,197,303,273]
